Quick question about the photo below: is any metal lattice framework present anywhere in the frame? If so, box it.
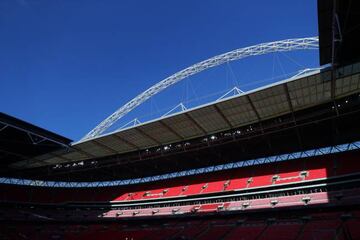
[82,37,319,141]
[1,140,359,188]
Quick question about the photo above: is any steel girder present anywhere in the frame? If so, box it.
[1,140,358,188]
[81,37,319,141]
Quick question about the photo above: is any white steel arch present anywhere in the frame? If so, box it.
[81,37,319,141]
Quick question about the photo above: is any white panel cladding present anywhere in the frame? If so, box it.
[75,141,114,157]
[287,73,331,110]
[188,105,229,133]
[216,96,258,126]
[138,121,180,144]
[95,135,135,153]
[15,63,360,168]
[335,73,360,97]
[249,85,289,119]
[162,114,203,139]
[116,128,157,148]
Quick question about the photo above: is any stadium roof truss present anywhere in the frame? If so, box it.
[82,37,320,141]
[10,39,360,170]
[2,140,360,188]
[0,112,71,169]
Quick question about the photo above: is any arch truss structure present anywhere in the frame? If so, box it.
[81,37,319,142]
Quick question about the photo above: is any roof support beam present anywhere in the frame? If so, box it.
[135,128,162,145]
[246,95,261,121]
[159,121,184,140]
[284,83,303,148]
[92,140,118,155]
[0,148,27,159]
[71,147,96,159]
[283,83,294,113]
[184,112,207,135]
[30,148,73,169]
[0,119,70,148]
[48,152,71,163]
[213,104,233,129]
[0,124,7,132]
[330,66,340,116]
[82,37,319,141]
[246,94,273,151]
[331,71,336,100]
[331,71,340,116]
[111,134,140,150]
[330,0,341,116]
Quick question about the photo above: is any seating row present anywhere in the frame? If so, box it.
[1,210,360,240]
[2,188,360,221]
[0,151,359,204]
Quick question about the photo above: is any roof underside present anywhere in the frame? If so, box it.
[6,89,360,181]
[318,0,360,66]
[2,0,360,181]
[0,113,71,169]
[10,62,360,172]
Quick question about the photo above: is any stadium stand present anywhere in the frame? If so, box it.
[1,150,359,205]
[1,210,360,239]
[1,0,360,239]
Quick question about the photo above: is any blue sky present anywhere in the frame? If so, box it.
[0,0,319,141]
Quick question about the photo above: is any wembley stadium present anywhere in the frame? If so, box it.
[1,0,360,239]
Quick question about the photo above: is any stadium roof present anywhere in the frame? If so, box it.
[0,112,71,170]
[11,63,360,169]
[318,0,360,66]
